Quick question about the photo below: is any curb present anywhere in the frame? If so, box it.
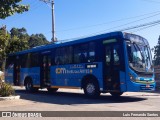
[0,95,20,101]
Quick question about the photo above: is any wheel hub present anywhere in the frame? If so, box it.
[26,82,31,90]
[86,83,95,94]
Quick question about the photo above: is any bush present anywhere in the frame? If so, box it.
[0,83,15,97]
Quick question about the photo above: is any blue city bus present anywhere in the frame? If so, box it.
[5,31,155,97]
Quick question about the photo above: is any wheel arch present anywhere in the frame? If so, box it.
[81,74,99,89]
[24,76,32,86]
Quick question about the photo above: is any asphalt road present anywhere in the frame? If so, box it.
[0,87,160,119]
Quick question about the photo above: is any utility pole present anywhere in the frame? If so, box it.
[40,0,56,42]
[51,0,56,42]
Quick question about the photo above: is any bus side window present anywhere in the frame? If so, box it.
[65,46,73,64]
[105,46,111,65]
[88,42,95,62]
[26,53,31,68]
[113,45,120,65]
[55,48,62,65]
[21,54,27,68]
[55,56,61,65]
[79,53,86,63]
[63,46,73,64]
[74,42,95,63]
[31,53,39,67]
[74,46,80,63]
[74,44,88,63]
[55,47,73,65]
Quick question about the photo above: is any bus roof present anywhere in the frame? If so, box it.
[9,31,148,55]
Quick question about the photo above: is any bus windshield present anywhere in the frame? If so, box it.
[127,42,153,73]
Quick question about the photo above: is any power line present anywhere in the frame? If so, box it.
[59,19,160,43]
[56,10,160,33]
[82,12,160,37]
[28,9,160,39]
[42,10,160,41]
[131,22,160,33]
[120,20,160,31]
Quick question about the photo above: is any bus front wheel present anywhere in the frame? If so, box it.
[83,80,100,98]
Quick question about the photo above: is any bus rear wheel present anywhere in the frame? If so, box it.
[25,79,38,92]
[47,88,58,93]
[83,80,100,98]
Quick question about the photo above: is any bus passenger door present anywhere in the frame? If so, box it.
[104,44,122,91]
[41,53,51,87]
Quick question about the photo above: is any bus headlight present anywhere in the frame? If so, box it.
[129,73,138,82]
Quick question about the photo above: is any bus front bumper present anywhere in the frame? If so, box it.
[125,81,156,92]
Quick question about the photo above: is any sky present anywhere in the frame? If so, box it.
[1,0,160,50]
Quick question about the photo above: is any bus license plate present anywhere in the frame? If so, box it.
[146,84,150,88]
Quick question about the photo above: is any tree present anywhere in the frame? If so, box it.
[0,26,9,70]
[154,36,160,65]
[10,27,29,40]
[6,36,29,54]
[7,28,50,53]
[0,0,29,19]
[6,27,29,54]
[0,27,50,70]
[29,34,50,48]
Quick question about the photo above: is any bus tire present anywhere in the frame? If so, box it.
[47,88,58,93]
[83,79,100,98]
[110,92,123,97]
[25,78,38,92]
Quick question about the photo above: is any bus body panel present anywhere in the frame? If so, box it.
[119,71,127,92]
[120,40,128,92]
[20,67,40,86]
[126,68,155,91]
[50,62,103,89]
[5,68,14,85]
[127,81,156,92]
[122,33,155,92]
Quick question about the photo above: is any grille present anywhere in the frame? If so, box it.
[140,85,154,91]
